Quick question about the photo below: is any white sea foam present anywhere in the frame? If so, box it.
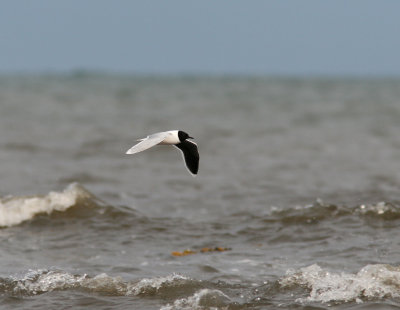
[280,264,400,304]
[127,274,191,296]
[13,269,87,295]
[160,289,231,310]
[355,201,398,216]
[8,269,195,298]
[0,183,94,227]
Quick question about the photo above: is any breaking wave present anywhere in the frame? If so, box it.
[0,269,239,309]
[2,183,398,230]
[0,183,102,227]
[2,265,400,307]
[160,289,232,310]
[280,264,400,304]
[3,269,200,297]
[264,199,400,225]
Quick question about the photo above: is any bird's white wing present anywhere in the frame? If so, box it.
[126,132,168,154]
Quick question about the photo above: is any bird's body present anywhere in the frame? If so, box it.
[156,130,181,145]
[126,130,199,176]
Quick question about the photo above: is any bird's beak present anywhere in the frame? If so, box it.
[188,136,194,139]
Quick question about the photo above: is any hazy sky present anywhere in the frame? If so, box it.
[1,1,400,76]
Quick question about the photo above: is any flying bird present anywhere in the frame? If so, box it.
[126,130,199,176]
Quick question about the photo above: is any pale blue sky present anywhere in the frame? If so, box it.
[1,1,399,76]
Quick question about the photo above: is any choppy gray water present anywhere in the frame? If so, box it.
[0,75,400,309]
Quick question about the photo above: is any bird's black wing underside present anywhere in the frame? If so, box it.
[174,140,199,175]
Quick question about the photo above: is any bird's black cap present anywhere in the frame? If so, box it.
[178,130,193,142]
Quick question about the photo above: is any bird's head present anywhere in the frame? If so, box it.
[178,130,194,142]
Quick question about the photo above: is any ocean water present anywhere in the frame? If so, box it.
[0,74,400,309]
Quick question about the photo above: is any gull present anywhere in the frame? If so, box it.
[126,130,199,176]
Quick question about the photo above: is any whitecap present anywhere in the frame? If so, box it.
[280,263,400,304]
[0,183,95,227]
[12,269,88,295]
[6,269,197,298]
[127,274,191,296]
[355,201,399,217]
[161,289,231,310]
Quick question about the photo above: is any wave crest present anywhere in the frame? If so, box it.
[4,270,233,309]
[280,264,400,304]
[0,183,100,227]
[266,200,400,225]
[161,289,232,310]
[3,269,198,298]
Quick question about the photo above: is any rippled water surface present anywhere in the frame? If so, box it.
[0,75,400,309]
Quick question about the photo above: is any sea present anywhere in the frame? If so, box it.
[0,74,400,309]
